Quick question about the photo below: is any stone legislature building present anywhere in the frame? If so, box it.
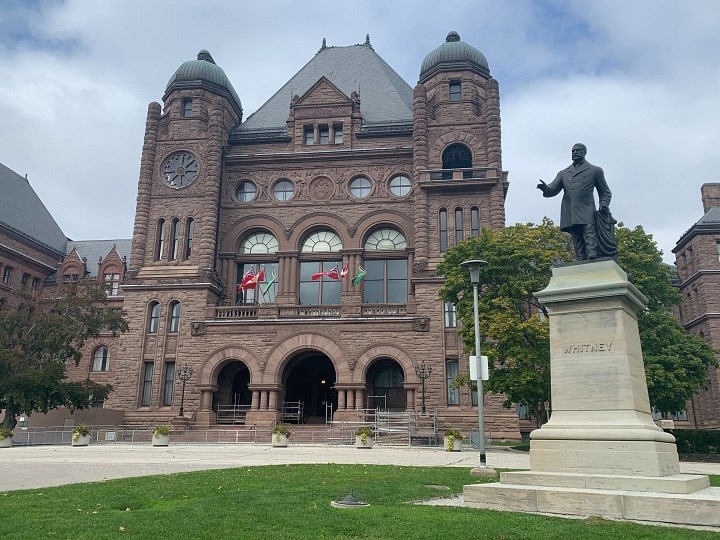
[4,32,522,435]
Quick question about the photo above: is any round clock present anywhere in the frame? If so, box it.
[162,152,199,188]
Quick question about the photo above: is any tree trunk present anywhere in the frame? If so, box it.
[1,403,18,430]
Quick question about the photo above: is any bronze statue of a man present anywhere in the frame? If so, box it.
[537,143,614,260]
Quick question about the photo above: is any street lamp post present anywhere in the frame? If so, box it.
[177,364,193,417]
[414,360,433,415]
[460,259,488,468]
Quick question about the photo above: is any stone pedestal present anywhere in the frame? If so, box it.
[464,260,720,527]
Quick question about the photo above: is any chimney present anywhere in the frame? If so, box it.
[700,183,720,213]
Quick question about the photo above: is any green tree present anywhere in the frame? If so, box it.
[0,282,128,429]
[439,221,717,424]
[616,225,717,416]
[438,219,573,424]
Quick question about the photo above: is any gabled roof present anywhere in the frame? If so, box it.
[66,239,131,278]
[235,42,413,134]
[0,161,67,255]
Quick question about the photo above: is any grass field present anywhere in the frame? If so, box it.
[1,465,718,539]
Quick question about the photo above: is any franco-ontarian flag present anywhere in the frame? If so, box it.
[351,265,367,286]
[261,269,277,295]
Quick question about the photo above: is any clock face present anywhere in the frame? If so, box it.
[162,152,199,188]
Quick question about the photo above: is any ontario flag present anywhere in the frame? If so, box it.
[311,265,340,281]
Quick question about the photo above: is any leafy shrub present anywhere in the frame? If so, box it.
[666,429,720,454]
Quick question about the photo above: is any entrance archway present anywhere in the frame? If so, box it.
[366,358,406,411]
[213,361,251,412]
[283,352,336,422]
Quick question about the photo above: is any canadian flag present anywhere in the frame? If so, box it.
[340,265,349,279]
[311,265,340,281]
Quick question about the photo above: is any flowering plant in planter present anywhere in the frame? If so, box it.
[272,424,291,440]
[153,425,171,437]
[445,428,464,451]
[355,426,374,445]
[72,422,91,442]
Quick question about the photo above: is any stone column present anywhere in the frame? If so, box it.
[251,390,260,410]
[259,391,268,411]
[337,389,346,410]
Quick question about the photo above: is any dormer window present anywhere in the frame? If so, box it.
[333,123,343,143]
[319,125,329,144]
[449,80,461,102]
[304,125,314,145]
[181,98,193,117]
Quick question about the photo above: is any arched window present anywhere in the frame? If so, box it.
[148,301,160,333]
[471,207,480,236]
[299,230,342,306]
[92,346,109,372]
[155,219,165,261]
[302,230,342,252]
[442,143,472,179]
[455,208,464,244]
[169,218,180,260]
[168,301,181,333]
[241,232,279,254]
[367,359,406,410]
[364,228,407,251]
[439,209,448,252]
[237,232,279,305]
[361,227,408,305]
[184,218,194,258]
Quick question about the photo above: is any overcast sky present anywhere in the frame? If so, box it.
[1,0,718,263]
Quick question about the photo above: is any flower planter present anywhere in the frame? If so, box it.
[272,433,289,447]
[152,433,170,447]
[72,434,90,447]
[444,436,462,452]
[355,435,374,449]
[0,437,12,448]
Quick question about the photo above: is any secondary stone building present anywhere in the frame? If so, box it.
[673,184,720,428]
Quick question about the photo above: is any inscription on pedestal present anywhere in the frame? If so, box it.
[562,342,613,354]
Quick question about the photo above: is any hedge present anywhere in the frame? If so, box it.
[666,429,720,454]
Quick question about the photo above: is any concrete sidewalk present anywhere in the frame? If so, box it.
[1,443,718,492]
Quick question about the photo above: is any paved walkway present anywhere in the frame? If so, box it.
[1,443,718,492]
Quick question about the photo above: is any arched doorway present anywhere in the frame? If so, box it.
[213,361,251,421]
[283,352,336,423]
[366,358,406,411]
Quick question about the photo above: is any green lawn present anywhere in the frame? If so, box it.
[1,465,718,539]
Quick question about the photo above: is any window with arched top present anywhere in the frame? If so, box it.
[240,232,279,254]
[92,346,109,372]
[455,208,464,244]
[184,218,194,258]
[442,143,472,179]
[364,228,407,250]
[301,230,342,252]
[148,301,160,334]
[155,219,165,260]
[168,301,181,333]
[471,207,480,236]
[361,228,408,305]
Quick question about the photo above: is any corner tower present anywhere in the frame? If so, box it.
[412,32,507,267]
[120,51,242,421]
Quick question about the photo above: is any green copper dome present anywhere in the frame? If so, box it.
[165,50,242,114]
[419,32,490,82]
